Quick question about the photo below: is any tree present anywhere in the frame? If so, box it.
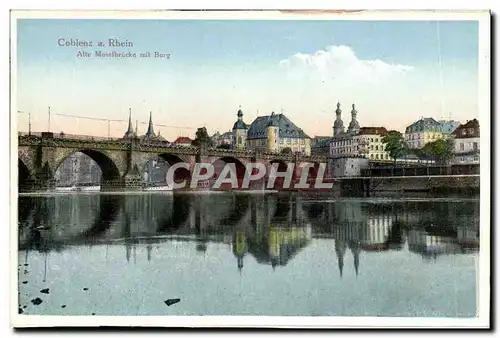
[192,127,214,147]
[381,131,407,163]
[217,143,231,150]
[422,138,454,165]
[281,147,292,154]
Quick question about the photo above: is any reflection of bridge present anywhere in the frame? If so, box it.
[18,133,328,192]
[19,193,480,273]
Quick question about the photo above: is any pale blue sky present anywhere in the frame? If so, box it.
[16,19,479,140]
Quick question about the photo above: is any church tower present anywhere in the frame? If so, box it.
[333,102,345,137]
[347,103,361,135]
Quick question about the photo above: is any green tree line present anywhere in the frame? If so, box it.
[381,131,455,165]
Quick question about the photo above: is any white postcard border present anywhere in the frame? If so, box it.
[9,9,491,329]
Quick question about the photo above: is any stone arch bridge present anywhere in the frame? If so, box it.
[18,132,329,192]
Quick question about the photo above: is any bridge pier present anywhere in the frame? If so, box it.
[19,178,56,193]
[101,177,144,192]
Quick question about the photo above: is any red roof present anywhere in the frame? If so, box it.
[357,127,388,136]
[453,119,480,138]
[174,137,193,144]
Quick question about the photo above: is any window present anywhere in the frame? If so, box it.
[375,145,379,150]
[238,136,242,145]
[375,154,379,159]
[460,143,464,151]
[473,142,478,151]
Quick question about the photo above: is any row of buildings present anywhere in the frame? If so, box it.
[116,105,480,166]
[213,104,480,165]
[54,105,480,186]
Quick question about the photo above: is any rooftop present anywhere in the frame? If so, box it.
[247,113,310,140]
[173,136,193,144]
[453,119,480,138]
[357,127,388,136]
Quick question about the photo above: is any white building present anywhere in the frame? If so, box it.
[404,117,449,149]
[354,127,391,161]
[329,156,369,177]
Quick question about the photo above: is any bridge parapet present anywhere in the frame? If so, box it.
[51,138,130,151]
[303,155,329,163]
[18,135,42,146]
[136,143,199,155]
[206,147,255,159]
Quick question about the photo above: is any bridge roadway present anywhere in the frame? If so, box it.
[17,132,480,195]
[17,132,329,193]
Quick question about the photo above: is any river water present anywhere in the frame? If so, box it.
[17,192,479,317]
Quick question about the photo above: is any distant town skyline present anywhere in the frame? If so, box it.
[16,18,479,141]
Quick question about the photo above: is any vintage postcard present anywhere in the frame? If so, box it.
[10,10,490,328]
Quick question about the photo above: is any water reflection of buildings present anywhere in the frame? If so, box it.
[334,240,361,278]
[18,194,480,271]
[408,229,462,259]
[247,225,312,269]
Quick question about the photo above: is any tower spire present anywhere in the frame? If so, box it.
[123,108,135,139]
[237,105,243,121]
[145,110,156,138]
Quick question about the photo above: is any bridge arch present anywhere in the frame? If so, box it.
[212,156,247,190]
[138,153,193,185]
[19,194,123,252]
[18,158,32,188]
[18,148,36,178]
[54,149,121,182]
[303,161,321,184]
[161,153,192,183]
[157,193,192,233]
[268,159,298,190]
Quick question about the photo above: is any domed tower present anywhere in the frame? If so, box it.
[347,103,361,135]
[266,112,280,153]
[232,107,248,150]
[333,102,345,137]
